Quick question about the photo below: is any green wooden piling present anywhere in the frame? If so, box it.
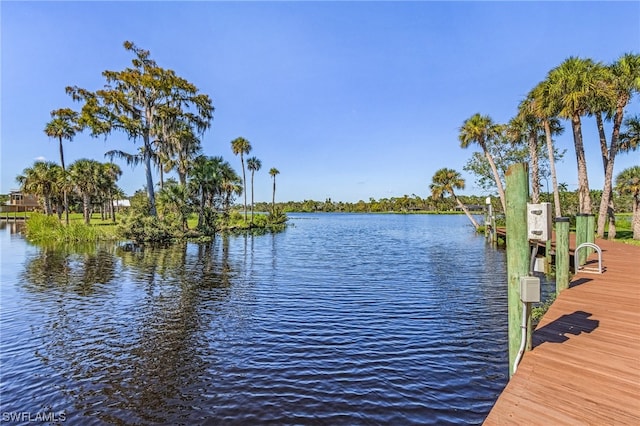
[545,239,552,274]
[586,214,595,256]
[576,214,587,266]
[555,217,570,293]
[505,163,530,378]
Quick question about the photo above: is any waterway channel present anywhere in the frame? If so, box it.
[0,213,542,425]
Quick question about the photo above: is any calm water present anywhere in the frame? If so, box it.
[1,214,520,425]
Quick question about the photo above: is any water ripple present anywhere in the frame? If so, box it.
[0,214,538,425]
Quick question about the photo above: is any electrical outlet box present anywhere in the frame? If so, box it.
[520,276,541,303]
[527,202,552,241]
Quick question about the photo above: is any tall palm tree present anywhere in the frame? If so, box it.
[269,167,280,214]
[595,54,640,238]
[101,163,122,222]
[190,155,222,230]
[459,113,506,213]
[219,162,243,216]
[429,168,480,230]
[615,166,640,240]
[546,57,611,214]
[50,166,67,220]
[230,137,252,222]
[247,156,262,224]
[605,115,640,239]
[44,108,80,225]
[69,159,103,224]
[529,81,565,217]
[508,108,542,203]
[16,161,62,215]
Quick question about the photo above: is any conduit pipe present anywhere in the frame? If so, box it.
[513,300,528,375]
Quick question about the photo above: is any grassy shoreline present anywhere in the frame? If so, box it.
[21,213,118,243]
[20,212,287,244]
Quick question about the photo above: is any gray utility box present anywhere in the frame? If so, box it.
[520,276,541,303]
[527,202,552,242]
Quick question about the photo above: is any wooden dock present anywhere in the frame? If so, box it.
[0,215,28,221]
[484,237,640,424]
[495,227,577,253]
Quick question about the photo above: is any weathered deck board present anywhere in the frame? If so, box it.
[483,237,640,425]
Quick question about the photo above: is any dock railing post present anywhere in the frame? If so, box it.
[555,217,570,293]
[506,163,530,378]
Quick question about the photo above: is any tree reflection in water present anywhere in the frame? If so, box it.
[20,236,239,424]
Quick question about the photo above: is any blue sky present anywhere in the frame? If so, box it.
[2,1,639,203]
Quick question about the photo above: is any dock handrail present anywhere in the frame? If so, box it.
[574,242,603,274]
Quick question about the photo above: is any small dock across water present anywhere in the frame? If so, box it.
[484,236,640,424]
[0,215,28,221]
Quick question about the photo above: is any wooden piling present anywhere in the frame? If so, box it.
[586,214,595,256]
[505,163,530,377]
[555,217,570,293]
[484,209,489,239]
[487,200,496,246]
[492,213,497,246]
[576,214,587,266]
[545,239,552,274]
[487,201,496,246]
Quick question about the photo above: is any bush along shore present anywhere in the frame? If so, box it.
[117,208,288,244]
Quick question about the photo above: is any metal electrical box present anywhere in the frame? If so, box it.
[520,276,541,303]
[527,202,552,241]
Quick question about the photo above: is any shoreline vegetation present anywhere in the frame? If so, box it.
[14,209,638,246]
[21,210,288,244]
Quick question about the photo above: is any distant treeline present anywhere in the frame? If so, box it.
[254,189,635,215]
